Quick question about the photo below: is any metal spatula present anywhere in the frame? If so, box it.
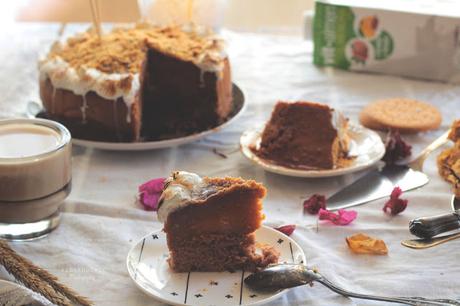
[327,130,450,211]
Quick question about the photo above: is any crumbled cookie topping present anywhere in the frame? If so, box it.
[47,24,225,74]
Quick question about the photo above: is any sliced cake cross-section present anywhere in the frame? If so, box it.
[157,171,279,272]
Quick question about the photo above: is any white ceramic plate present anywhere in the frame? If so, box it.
[240,123,385,178]
[127,226,306,306]
[71,84,246,151]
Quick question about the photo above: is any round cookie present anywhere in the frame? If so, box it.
[359,98,442,133]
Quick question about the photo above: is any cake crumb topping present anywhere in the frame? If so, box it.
[47,24,225,74]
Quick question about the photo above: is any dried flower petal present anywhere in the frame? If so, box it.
[382,130,412,165]
[303,194,326,214]
[318,208,357,225]
[274,225,296,236]
[346,233,388,255]
[138,177,166,211]
[383,186,408,215]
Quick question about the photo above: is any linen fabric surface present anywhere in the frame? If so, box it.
[1,23,460,305]
[0,280,52,306]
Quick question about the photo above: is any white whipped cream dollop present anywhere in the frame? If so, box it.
[331,108,349,149]
[157,171,207,223]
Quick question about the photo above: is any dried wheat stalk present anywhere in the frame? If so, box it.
[0,240,92,306]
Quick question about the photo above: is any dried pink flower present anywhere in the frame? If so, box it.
[274,225,296,236]
[138,177,166,211]
[382,130,412,165]
[318,208,357,225]
[383,186,408,215]
[303,194,327,214]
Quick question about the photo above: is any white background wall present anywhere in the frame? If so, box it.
[12,0,314,34]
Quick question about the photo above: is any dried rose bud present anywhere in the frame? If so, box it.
[303,194,326,214]
[138,177,166,211]
[382,130,412,165]
[383,186,408,215]
[274,224,296,236]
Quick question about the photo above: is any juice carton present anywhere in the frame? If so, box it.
[313,0,460,83]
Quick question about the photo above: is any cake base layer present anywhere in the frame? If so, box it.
[168,233,279,272]
[40,78,139,142]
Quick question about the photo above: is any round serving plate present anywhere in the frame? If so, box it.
[127,226,306,306]
[240,123,385,178]
[69,84,245,151]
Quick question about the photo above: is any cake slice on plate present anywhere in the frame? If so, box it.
[157,171,279,272]
[255,101,350,170]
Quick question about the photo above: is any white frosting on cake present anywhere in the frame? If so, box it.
[157,171,208,222]
[39,57,140,108]
[38,24,227,124]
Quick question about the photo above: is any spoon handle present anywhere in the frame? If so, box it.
[401,231,460,249]
[409,212,460,239]
[317,276,460,305]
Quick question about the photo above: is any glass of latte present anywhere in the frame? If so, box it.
[0,118,71,240]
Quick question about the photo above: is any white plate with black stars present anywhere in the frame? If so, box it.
[127,225,306,306]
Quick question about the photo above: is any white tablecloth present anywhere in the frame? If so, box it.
[1,23,460,306]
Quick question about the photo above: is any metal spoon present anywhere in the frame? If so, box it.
[245,264,460,305]
[26,101,42,118]
[402,196,460,249]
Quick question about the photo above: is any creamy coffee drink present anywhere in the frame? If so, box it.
[0,119,71,226]
[0,123,61,158]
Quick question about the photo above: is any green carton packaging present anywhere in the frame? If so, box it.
[313,0,460,83]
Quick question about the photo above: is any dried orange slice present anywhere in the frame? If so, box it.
[346,233,388,255]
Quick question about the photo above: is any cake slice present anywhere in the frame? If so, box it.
[157,171,279,272]
[255,101,350,170]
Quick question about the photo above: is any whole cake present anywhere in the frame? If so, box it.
[39,24,233,142]
[254,101,350,170]
[157,171,279,272]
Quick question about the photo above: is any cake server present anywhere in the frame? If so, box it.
[245,263,460,305]
[401,195,460,249]
[326,130,450,211]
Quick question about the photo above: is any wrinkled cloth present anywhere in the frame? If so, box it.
[1,23,460,306]
[0,280,53,306]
